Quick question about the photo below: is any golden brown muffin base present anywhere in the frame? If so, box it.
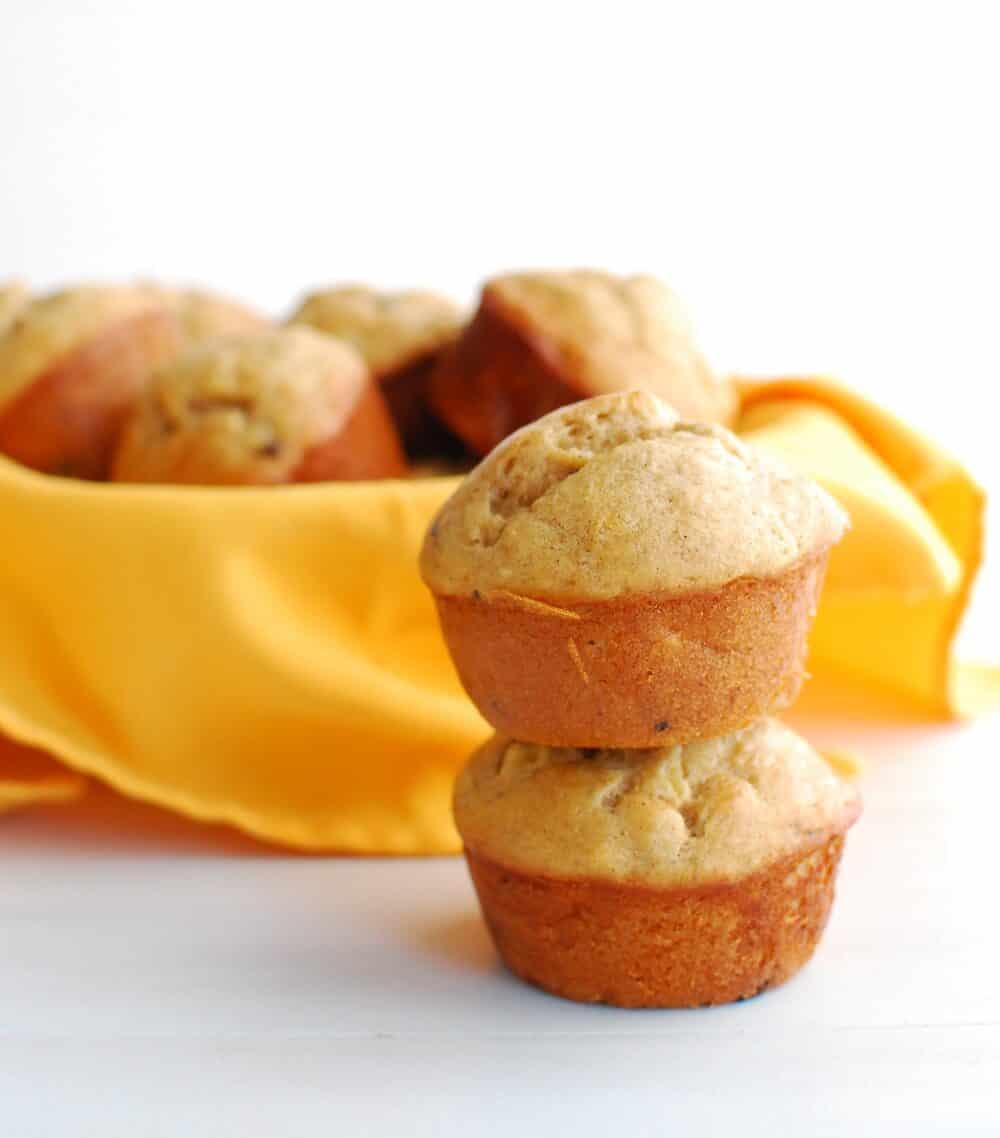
[433,550,829,749]
[0,309,180,479]
[465,834,848,1008]
[428,290,582,455]
[291,376,407,482]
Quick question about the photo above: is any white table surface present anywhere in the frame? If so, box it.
[2,682,999,1138]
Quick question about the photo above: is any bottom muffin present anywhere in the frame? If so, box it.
[453,718,861,1008]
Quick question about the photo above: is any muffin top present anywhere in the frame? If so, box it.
[0,280,30,336]
[487,269,735,424]
[454,718,860,885]
[112,327,368,485]
[0,285,167,410]
[148,286,270,343]
[421,391,847,599]
[289,285,461,377]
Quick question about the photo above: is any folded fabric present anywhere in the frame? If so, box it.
[0,377,996,849]
[0,735,87,814]
[738,377,994,716]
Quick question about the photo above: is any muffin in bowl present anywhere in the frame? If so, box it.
[289,284,462,456]
[150,286,271,343]
[429,269,735,455]
[0,280,30,335]
[112,326,406,485]
[455,718,861,1007]
[421,391,848,748]
[0,286,180,478]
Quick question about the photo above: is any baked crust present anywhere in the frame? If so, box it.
[465,833,849,1007]
[0,280,29,335]
[453,719,860,884]
[153,287,270,342]
[429,290,578,455]
[112,327,406,485]
[291,377,408,482]
[288,285,461,378]
[381,353,467,460]
[429,271,734,455]
[0,308,180,478]
[420,392,847,600]
[290,285,462,456]
[433,549,829,748]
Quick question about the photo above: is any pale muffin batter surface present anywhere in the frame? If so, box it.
[0,286,166,409]
[455,717,860,885]
[290,285,460,376]
[113,326,367,484]
[488,269,735,423]
[421,391,848,598]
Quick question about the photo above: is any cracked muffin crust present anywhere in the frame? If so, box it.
[455,719,861,1007]
[111,326,406,485]
[147,286,271,343]
[289,285,463,456]
[0,285,180,478]
[455,718,859,885]
[421,393,847,746]
[421,390,845,599]
[428,268,736,455]
[289,285,461,378]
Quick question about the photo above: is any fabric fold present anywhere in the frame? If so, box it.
[0,376,995,849]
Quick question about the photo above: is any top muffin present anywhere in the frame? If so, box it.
[421,391,847,600]
[288,285,461,377]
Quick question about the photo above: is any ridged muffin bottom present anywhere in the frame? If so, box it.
[434,549,830,750]
[465,834,847,1008]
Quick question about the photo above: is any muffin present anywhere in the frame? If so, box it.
[429,269,735,455]
[0,286,180,478]
[289,285,462,455]
[0,280,30,334]
[151,286,270,342]
[421,392,848,748]
[112,327,406,485]
[455,718,861,1007]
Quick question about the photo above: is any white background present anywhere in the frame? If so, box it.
[2,1,997,466]
[2,2,999,1134]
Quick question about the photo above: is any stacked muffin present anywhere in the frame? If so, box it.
[421,391,861,1007]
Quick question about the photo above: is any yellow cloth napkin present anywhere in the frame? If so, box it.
[0,376,996,847]
[738,377,995,716]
